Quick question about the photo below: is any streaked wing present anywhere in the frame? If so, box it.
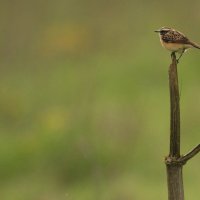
[162,30,190,44]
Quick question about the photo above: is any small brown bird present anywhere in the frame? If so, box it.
[155,27,200,62]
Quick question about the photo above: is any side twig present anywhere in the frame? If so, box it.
[179,144,200,164]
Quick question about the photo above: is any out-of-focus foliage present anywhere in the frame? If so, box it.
[0,0,200,199]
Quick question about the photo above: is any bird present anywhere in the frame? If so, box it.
[155,27,200,62]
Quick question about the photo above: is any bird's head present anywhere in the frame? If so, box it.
[154,27,172,35]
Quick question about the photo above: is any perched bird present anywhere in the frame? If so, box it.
[155,27,200,62]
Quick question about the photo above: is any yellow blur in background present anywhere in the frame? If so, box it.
[0,0,200,199]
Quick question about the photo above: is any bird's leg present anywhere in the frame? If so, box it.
[176,49,185,63]
[171,52,175,59]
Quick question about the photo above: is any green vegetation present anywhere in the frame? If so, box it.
[0,0,200,199]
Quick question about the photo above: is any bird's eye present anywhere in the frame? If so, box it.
[160,30,167,35]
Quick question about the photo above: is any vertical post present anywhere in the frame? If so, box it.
[169,52,180,157]
[166,164,184,200]
[166,52,184,200]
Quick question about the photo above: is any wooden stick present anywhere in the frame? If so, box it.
[166,52,184,200]
[165,52,200,200]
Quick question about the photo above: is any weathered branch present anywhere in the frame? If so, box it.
[166,52,200,200]
[166,52,184,200]
[168,52,180,157]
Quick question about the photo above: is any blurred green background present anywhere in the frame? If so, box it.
[0,0,200,199]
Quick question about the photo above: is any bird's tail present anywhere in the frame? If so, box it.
[190,41,200,49]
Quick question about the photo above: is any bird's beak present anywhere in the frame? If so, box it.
[154,29,160,33]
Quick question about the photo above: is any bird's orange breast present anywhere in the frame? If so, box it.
[160,39,192,52]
